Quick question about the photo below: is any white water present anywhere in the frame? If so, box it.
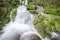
[10,11,13,22]
[20,0,22,4]
[42,37,50,40]
[14,5,33,25]
[37,6,44,14]
[25,0,28,5]
[0,5,43,40]
[20,0,28,5]
[51,32,59,39]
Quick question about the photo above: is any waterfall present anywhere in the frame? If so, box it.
[14,5,33,25]
[0,5,43,40]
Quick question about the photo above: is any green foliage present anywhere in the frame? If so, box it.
[44,6,60,16]
[29,10,38,14]
[33,14,60,37]
[0,0,20,30]
[26,5,37,10]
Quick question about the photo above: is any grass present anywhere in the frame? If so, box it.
[44,6,60,16]
[33,14,60,37]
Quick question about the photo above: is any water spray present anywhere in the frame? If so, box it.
[10,11,13,22]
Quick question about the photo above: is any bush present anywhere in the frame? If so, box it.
[44,6,60,16]
[29,10,38,14]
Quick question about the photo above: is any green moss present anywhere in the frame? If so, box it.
[44,6,60,16]
[29,10,38,14]
[26,5,37,10]
[33,13,60,37]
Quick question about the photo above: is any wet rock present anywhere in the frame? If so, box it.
[42,37,51,40]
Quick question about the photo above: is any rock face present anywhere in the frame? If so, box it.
[51,32,60,40]
[42,37,51,40]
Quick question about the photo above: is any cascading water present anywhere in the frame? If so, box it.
[37,6,44,14]
[37,6,48,16]
[25,0,28,5]
[20,0,22,4]
[0,5,43,40]
[14,5,33,25]
[10,11,12,22]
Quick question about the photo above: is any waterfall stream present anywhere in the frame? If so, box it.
[0,5,43,40]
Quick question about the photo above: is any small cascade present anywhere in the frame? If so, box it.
[37,6,44,14]
[10,11,13,22]
[22,1,25,5]
[25,0,28,5]
[19,0,28,5]
[51,32,59,38]
[20,0,22,4]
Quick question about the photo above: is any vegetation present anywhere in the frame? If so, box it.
[0,0,60,37]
